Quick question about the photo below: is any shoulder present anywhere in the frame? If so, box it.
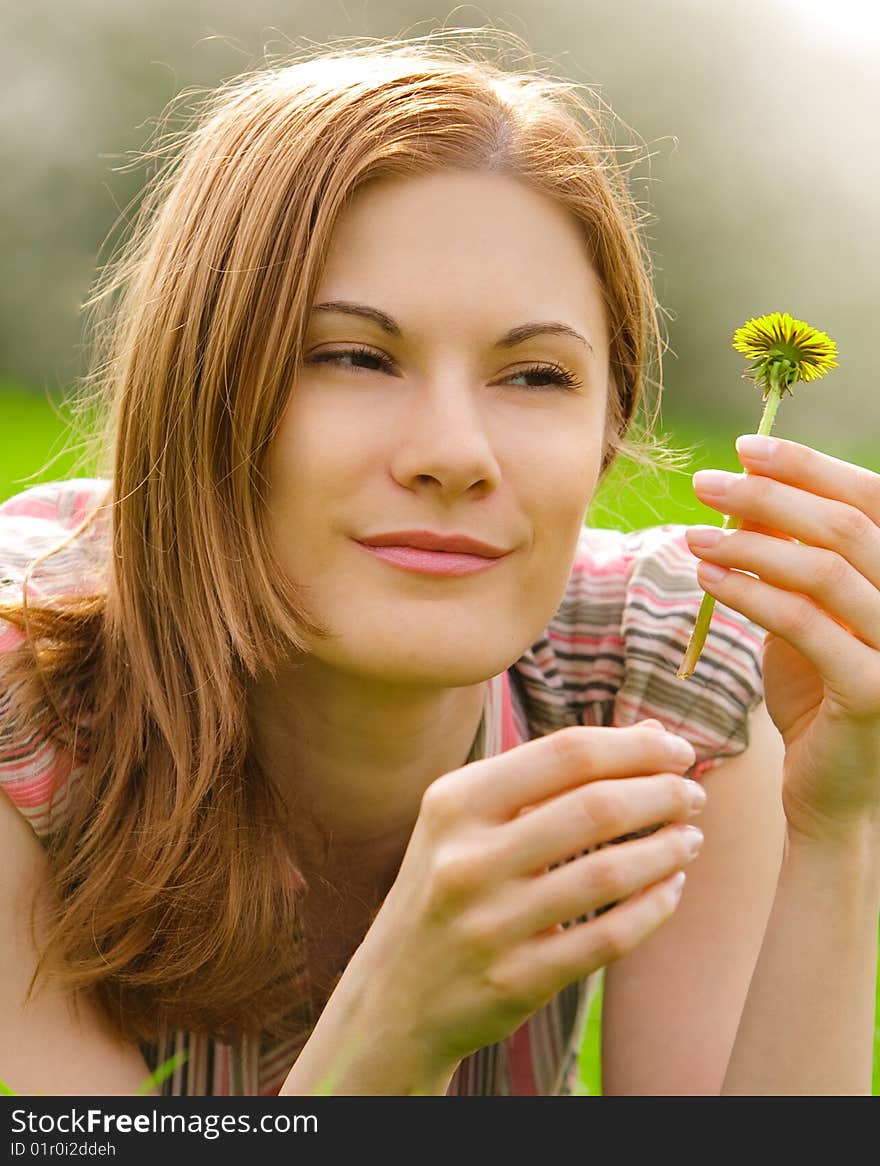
[0,480,108,841]
[513,523,766,779]
[509,526,647,735]
[604,522,765,778]
[0,478,111,599]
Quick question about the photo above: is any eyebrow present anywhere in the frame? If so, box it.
[311,300,595,356]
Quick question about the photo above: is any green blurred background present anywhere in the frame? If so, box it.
[2,0,878,1097]
[3,0,877,494]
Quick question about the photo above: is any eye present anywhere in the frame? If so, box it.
[306,345,396,374]
[305,348,581,391]
[503,362,582,391]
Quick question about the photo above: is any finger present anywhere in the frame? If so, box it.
[446,725,697,822]
[685,526,880,651]
[503,868,687,997]
[733,518,798,542]
[497,773,704,876]
[696,561,880,714]
[735,433,880,528]
[692,470,880,593]
[483,822,702,943]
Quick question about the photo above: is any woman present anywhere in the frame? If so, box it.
[1,34,878,1097]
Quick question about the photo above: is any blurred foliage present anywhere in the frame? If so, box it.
[1,0,877,444]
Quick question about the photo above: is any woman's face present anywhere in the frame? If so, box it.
[265,168,612,687]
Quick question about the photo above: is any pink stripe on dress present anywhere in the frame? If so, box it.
[500,670,521,753]
[499,670,541,1094]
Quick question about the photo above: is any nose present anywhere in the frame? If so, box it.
[389,376,502,501]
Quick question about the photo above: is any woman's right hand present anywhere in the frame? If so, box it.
[348,720,704,1081]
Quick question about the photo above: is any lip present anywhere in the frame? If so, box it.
[354,530,511,578]
[357,530,509,557]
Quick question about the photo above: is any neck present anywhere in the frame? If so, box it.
[248,656,488,881]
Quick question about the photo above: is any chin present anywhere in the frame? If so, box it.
[328,634,528,689]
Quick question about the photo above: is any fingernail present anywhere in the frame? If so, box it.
[684,779,707,809]
[637,718,665,729]
[692,469,734,494]
[665,733,697,768]
[736,434,775,461]
[687,525,723,548]
[682,825,704,856]
[698,561,729,583]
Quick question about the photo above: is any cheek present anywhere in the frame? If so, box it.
[516,476,599,614]
[526,442,602,528]
[267,402,361,514]
[521,446,601,573]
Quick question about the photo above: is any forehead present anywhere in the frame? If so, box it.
[314,169,608,345]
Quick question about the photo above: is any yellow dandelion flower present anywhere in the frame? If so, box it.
[732,311,838,400]
[676,312,838,680]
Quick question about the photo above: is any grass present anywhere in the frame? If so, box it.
[2,384,878,1095]
[0,382,96,503]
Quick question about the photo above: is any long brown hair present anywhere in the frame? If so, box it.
[1,30,692,1046]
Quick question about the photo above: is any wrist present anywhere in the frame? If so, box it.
[785,813,880,856]
[783,820,880,912]
[279,956,459,1096]
[353,972,461,1095]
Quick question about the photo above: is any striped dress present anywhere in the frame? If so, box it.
[0,479,765,1096]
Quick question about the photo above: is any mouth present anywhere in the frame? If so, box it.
[354,542,508,577]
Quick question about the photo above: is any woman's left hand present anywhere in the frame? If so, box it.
[685,435,880,845]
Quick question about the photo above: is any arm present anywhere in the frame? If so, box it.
[679,429,880,1093]
[601,697,787,1094]
[3,775,451,1099]
[722,821,879,1095]
[278,953,457,1096]
[0,789,159,1096]
[602,696,880,1095]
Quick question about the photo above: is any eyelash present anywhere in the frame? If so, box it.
[306,345,582,391]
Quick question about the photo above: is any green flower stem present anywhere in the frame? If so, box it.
[676,367,784,680]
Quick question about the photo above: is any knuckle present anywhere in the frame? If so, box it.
[454,907,501,960]
[430,848,482,904]
[829,502,871,545]
[783,595,820,636]
[577,785,622,835]
[420,777,460,832]
[592,916,630,966]
[587,852,626,902]
[548,726,592,768]
[815,550,850,591]
[481,958,540,1018]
